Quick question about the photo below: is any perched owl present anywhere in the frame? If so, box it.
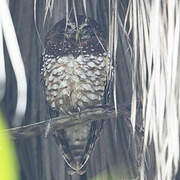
[41,15,111,175]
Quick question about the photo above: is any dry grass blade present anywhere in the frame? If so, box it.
[83,0,88,18]
[34,0,43,48]
[0,0,27,127]
[65,0,69,30]
[129,0,180,179]
[108,0,113,56]
[130,0,138,133]
[72,0,78,28]
[124,0,132,35]
[113,0,118,117]
[0,25,6,102]
[0,105,133,140]
[108,0,118,118]
[43,0,55,25]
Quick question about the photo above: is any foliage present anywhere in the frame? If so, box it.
[0,111,19,180]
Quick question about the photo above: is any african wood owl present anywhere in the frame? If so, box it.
[41,15,111,175]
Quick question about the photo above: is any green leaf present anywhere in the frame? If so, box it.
[0,111,19,180]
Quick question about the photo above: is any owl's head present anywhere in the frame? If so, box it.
[44,15,106,58]
[46,15,105,42]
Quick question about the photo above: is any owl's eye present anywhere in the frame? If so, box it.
[64,24,76,39]
[67,25,71,29]
[79,25,93,39]
[66,25,73,33]
[82,25,90,32]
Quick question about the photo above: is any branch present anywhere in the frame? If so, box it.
[0,104,143,140]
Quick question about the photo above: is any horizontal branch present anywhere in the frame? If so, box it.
[0,104,143,140]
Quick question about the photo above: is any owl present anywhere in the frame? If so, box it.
[41,15,111,175]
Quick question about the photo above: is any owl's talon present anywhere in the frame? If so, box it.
[77,106,81,120]
[77,106,81,113]
[44,120,51,138]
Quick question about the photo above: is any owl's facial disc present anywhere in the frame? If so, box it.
[64,22,92,41]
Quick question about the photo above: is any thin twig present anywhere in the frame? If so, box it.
[0,104,142,140]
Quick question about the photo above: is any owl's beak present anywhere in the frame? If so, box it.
[75,31,79,41]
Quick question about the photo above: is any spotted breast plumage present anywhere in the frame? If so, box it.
[41,15,111,175]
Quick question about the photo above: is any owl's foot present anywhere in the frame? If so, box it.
[44,120,52,138]
[77,106,81,120]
